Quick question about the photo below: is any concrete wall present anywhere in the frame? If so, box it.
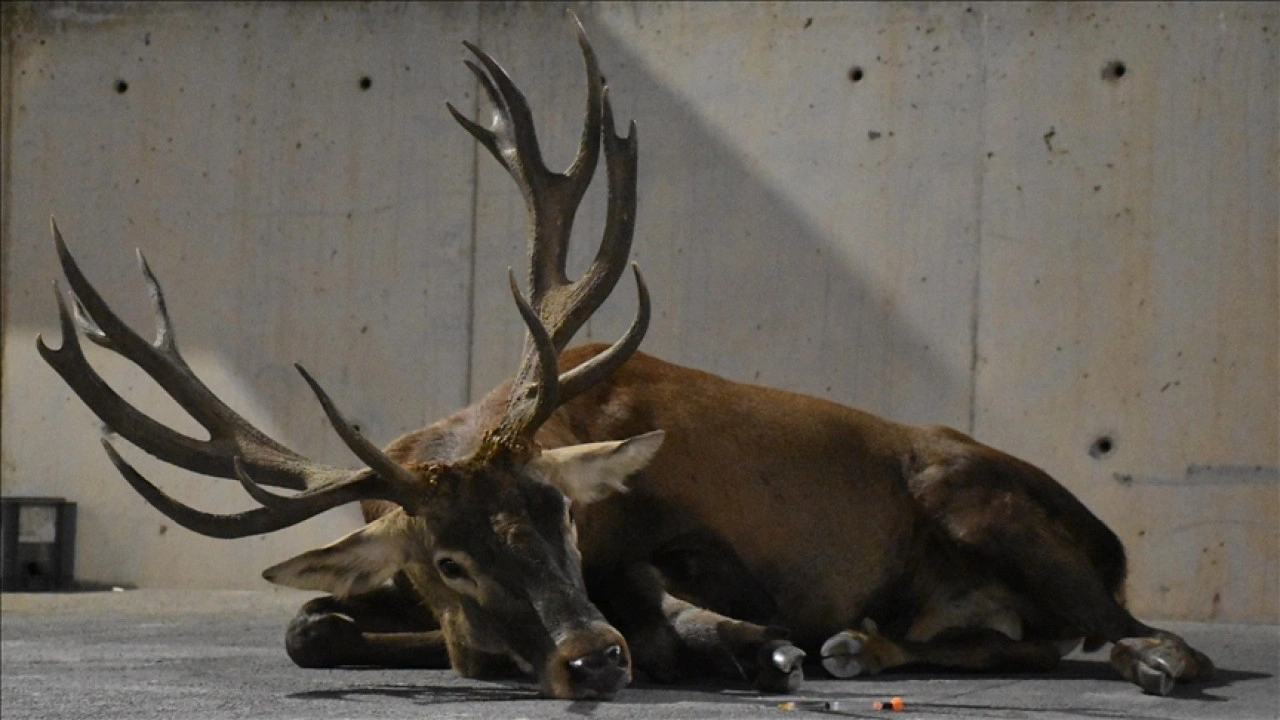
[2,2,1275,622]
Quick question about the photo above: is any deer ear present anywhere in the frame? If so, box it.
[531,430,665,505]
[261,510,417,598]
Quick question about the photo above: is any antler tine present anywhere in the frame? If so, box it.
[38,221,432,538]
[544,82,639,350]
[293,363,426,507]
[70,248,179,357]
[457,13,647,453]
[498,262,648,446]
[101,439,382,539]
[447,60,510,173]
[39,276,259,483]
[229,459,424,526]
[558,264,649,405]
[137,249,180,352]
[37,220,312,489]
[452,14,604,314]
[490,270,562,449]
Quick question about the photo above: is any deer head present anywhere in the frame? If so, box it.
[37,15,659,700]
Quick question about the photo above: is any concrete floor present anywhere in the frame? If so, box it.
[2,589,1276,720]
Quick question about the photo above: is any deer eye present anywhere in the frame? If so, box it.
[436,557,468,581]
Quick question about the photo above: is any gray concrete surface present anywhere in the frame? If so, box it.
[1,589,1276,720]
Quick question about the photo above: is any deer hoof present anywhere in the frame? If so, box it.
[1111,635,1198,691]
[755,639,805,693]
[1111,636,1206,696]
[820,627,892,679]
[285,611,361,668]
[1134,660,1176,696]
[820,631,867,678]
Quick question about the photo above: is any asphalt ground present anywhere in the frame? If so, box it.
[2,589,1277,720]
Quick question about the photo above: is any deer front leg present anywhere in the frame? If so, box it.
[285,583,453,669]
[820,621,1065,678]
[597,562,805,693]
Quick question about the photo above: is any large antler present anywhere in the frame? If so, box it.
[36,14,645,538]
[36,220,426,538]
[448,13,649,450]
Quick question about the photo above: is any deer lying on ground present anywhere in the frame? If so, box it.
[39,14,1213,701]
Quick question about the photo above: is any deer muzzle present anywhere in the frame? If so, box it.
[541,621,631,700]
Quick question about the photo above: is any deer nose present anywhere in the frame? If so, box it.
[542,622,631,699]
[568,643,624,673]
[564,642,628,696]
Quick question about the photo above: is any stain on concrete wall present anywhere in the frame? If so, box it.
[2,2,1275,622]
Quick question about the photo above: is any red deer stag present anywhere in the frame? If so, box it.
[39,14,1212,700]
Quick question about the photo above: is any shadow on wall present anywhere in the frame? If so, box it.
[9,3,967,466]
[471,4,970,426]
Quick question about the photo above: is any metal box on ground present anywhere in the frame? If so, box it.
[1,497,77,591]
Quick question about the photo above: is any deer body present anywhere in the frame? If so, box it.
[382,345,1128,659]
[40,15,1212,700]
[535,346,923,650]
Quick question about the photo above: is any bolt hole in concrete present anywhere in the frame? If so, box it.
[359,75,372,90]
[1101,60,1127,81]
[1089,435,1116,459]
[114,79,129,94]
[848,66,864,83]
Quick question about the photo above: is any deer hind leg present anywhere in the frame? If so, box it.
[914,452,1214,694]
[285,579,451,669]
[949,506,1213,694]
[593,562,806,693]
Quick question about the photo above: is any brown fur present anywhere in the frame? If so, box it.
[312,344,1211,696]
[531,346,1125,650]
